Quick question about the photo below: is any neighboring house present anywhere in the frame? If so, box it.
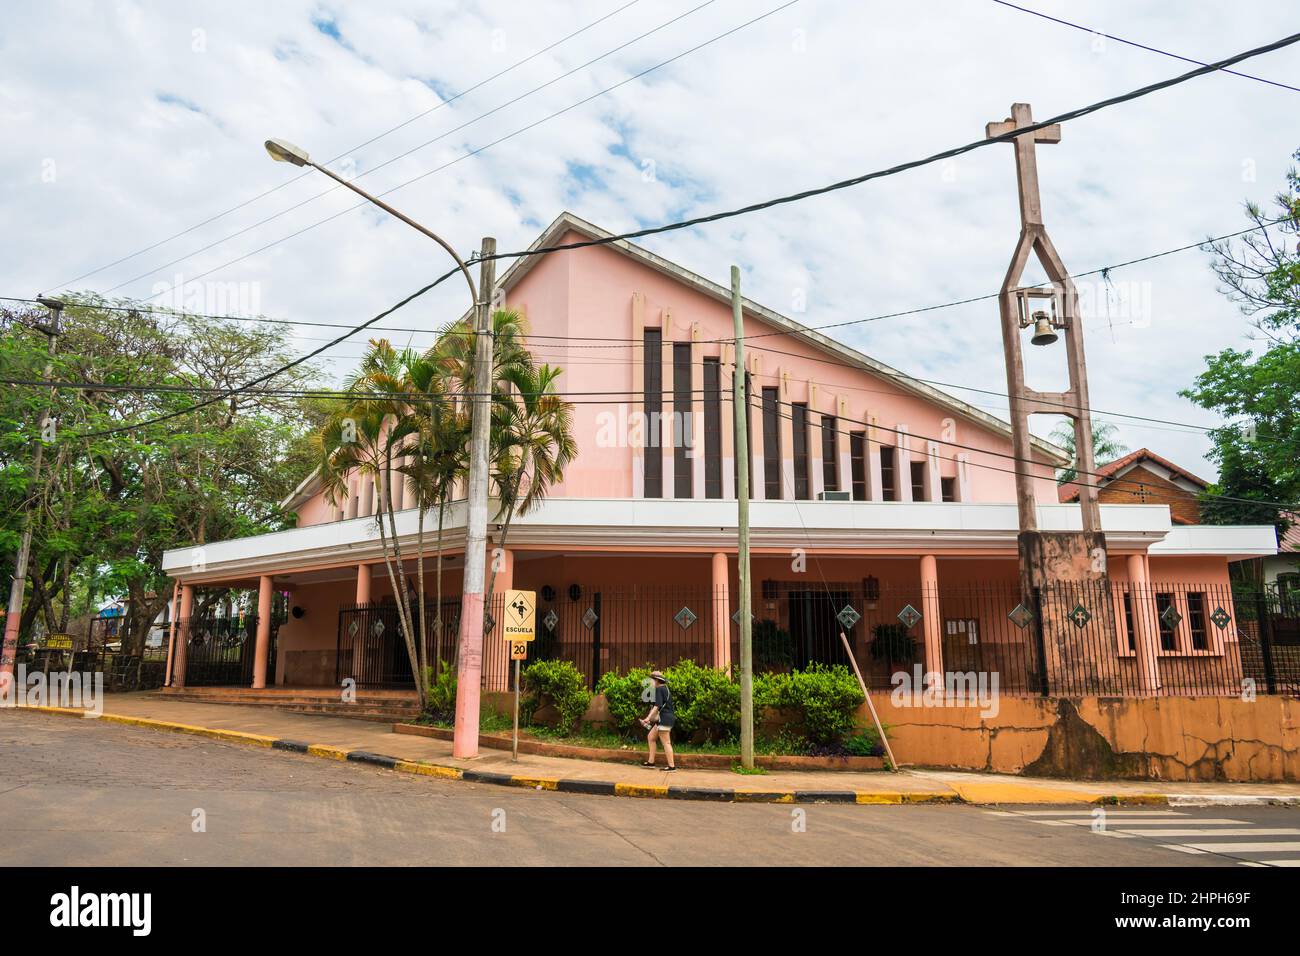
[1263,515,1300,600]
[160,212,1278,696]
[1058,448,1210,525]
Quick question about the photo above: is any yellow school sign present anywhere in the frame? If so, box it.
[502,590,536,642]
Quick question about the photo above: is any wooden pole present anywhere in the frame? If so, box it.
[731,266,754,770]
[839,630,899,772]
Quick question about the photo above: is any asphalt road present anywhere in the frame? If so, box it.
[3,712,1298,867]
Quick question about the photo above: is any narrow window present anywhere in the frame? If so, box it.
[1122,592,1136,652]
[879,446,896,501]
[850,431,867,500]
[910,461,926,502]
[643,329,662,498]
[703,358,722,499]
[732,370,753,499]
[1156,592,1177,651]
[1187,591,1208,650]
[672,342,692,498]
[792,403,810,500]
[821,415,838,492]
[762,386,781,499]
[940,476,957,502]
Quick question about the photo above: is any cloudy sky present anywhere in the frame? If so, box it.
[4,0,1298,478]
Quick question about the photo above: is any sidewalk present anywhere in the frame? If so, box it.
[13,693,1300,806]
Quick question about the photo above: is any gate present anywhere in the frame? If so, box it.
[181,615,272,687]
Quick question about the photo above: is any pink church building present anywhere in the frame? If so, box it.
[160,212,1279,701]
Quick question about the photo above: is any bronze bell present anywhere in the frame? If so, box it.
[1029,310,1058,346]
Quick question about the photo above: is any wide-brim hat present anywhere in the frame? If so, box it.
[649,670,666,682]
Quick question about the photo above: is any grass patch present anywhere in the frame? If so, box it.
[731,763,769,775]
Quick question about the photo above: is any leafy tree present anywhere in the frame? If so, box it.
[1048,420,1128,485]
[1182,150,1300,539]
[1,295,321,651]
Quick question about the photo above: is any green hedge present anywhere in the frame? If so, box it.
[763,663,865,744]
[597,660,865,746]
[521,659,592,735]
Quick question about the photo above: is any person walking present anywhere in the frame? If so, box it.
[640,670,676,771]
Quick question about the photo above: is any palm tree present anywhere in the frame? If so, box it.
[484,362,577,597]
[397,351,469,678]
[316,340,426,704]
[1050,420,1128,485]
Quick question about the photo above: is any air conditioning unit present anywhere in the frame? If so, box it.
[817,490,852,501]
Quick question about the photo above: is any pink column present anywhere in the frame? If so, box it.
[919,554,943,691]
[163,579,180,686]
[355,563,372,604]
[711,552,732,671]
[1126,553,1161,693]
[252,575,273,689]
[172,584,194,690]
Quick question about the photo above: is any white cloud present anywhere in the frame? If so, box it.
[3,0,1298,478]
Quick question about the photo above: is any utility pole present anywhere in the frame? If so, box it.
[730,266,754,770]
[1,297,63,696]
[452,237,497,759]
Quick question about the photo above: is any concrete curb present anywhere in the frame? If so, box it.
[17,706,1218,807]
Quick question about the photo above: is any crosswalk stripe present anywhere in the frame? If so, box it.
[1182,842,1300,853]
[1164,845,1208,855]
[1114,828,1300,838]
[1267,860,1300,866]
[1033,817,1247,826]
[1011,809,1188,817]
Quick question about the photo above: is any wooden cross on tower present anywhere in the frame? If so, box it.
[985,103,1103,547]
[985,103,1061,227]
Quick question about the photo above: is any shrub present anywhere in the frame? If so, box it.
[765,663,865,744]
[870,623,916,661]
[521,659,592,736]
[596,666,654,736]
[423,661,457,720]
[669,660,740,741]
[752,619,793,671]
[596,661,742,741]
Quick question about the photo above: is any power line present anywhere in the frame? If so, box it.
[68,266,466,440]
[85,0,799,299]
[471,31,1300,270]
[36,30,1300,447]
[9,366,1296,512]
[95,0,726,297]
[9,212,1287,345]
[48,0,646,291]
[989,0,1300,94]
[737,387,1300,514]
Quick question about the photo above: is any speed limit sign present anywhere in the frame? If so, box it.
[510,641,529,661]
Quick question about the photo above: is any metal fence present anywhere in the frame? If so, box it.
[329,579,1300,698]
[337,599,464,689]
[176,615,273,687]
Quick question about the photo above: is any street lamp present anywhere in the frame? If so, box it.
[265,136,497,759]
[264,138,477,302]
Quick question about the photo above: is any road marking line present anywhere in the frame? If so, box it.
[1013,809,1188,817]
[1164,845,1209,855]
[1266,859,1300,866]
[1182,842,1300,853]
[1033,817,1247,826]
[1115,828,1300,838]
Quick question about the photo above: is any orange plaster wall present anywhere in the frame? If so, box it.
[871,693,1300,782]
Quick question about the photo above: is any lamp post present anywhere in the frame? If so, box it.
[1,297,64,697]
[266,139,496,756]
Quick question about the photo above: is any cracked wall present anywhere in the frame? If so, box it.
[866,692,1299,782]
